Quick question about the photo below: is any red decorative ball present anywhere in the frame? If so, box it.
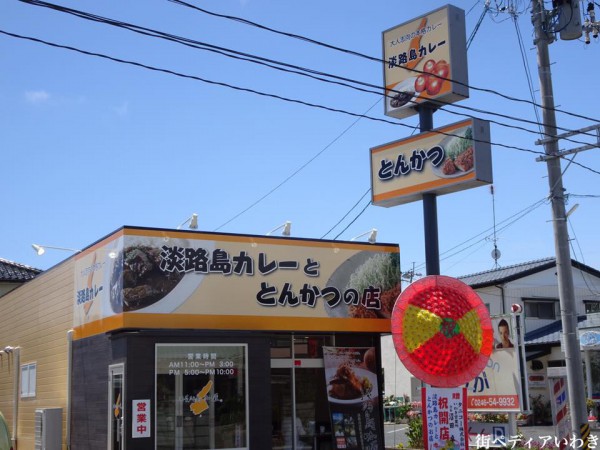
[391,275,493,387]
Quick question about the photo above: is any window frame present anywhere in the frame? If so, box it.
[20,362,37,399]
[523,298,559,320]
[584,300,600,314]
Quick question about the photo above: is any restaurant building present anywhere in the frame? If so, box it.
[0,226,400,450]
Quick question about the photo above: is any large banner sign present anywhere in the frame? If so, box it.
[382,5,469,119]
[73,227,401,339]
[465,315,522,412]
[323,347,383,450]
[371,118,492,207]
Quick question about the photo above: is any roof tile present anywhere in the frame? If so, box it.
[0,257,41,282]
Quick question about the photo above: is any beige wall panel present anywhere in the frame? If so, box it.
[0,258,74,450]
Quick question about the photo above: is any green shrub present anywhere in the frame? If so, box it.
[406,417,424,449]
[396,402,412,420]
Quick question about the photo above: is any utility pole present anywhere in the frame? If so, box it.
[531,0,589,439]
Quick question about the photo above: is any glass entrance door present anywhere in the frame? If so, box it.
[109,364,125,450]
[271,335,333,450]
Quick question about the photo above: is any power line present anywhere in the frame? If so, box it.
[333,199,372,240]
[320,188,372,239]
[569,193,600,198]
[14,0,600,146]
[0,29,546,156]
[168,0,600,124]
[8,0,599,237]
[467,1,491,48]
[512,11,544,137]
[568,219,600,296]
[215,99,383,232]
[412,196,549,272]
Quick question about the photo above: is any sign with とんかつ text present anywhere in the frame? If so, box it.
[370,118,492,207]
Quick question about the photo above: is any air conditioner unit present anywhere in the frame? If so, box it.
[34,408,62,450]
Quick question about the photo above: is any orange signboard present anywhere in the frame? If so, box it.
[73,227,401,339]
[370,118,492,207]
[383,5,469,119]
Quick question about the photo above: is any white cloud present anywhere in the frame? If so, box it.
[25,90,50,104]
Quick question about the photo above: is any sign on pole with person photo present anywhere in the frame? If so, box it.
[465,315,523,412]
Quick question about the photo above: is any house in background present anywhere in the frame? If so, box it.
[0,258,41,297]
[382,257,600,412]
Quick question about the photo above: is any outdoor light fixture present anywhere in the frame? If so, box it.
[566,203,580,218]
[350,228,378,244]
[31,244,80,256]
[177,213,199,230]
[266,221,292,236]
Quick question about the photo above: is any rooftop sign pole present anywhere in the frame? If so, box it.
[381,5,470,275]
[420,107,440,276]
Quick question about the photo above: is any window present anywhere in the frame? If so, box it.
[156,344,248,450]
[547,360,566,367]
[585,301,600,314]
[524,299,558,319]
[20,362,36,398]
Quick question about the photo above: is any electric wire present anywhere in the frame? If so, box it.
[443,240,491,273]
[411,196,549,273]
[563,157,600,176]
[8,0,600,241]
[320,188,372,240]
[333,199,372,240]
[512,11,545,137]
[467,0,484,16]
[467,1,491,48]
[167,0,600,124]
[433,196,549,269]
[11,26,588,244]
[568,219,600,296]
[0,29,546,157]
[13,0,600,147]
[214,98,383,232]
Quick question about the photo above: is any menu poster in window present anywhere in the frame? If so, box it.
[423,386,467,450]
[323,347,382,450]
[155,344,248,450]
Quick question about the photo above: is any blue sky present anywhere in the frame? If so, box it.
[2,0,599,281]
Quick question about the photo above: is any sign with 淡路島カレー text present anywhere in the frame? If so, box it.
[383,4,469,119]
[73,227,401,338]
[370,119,492,207]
